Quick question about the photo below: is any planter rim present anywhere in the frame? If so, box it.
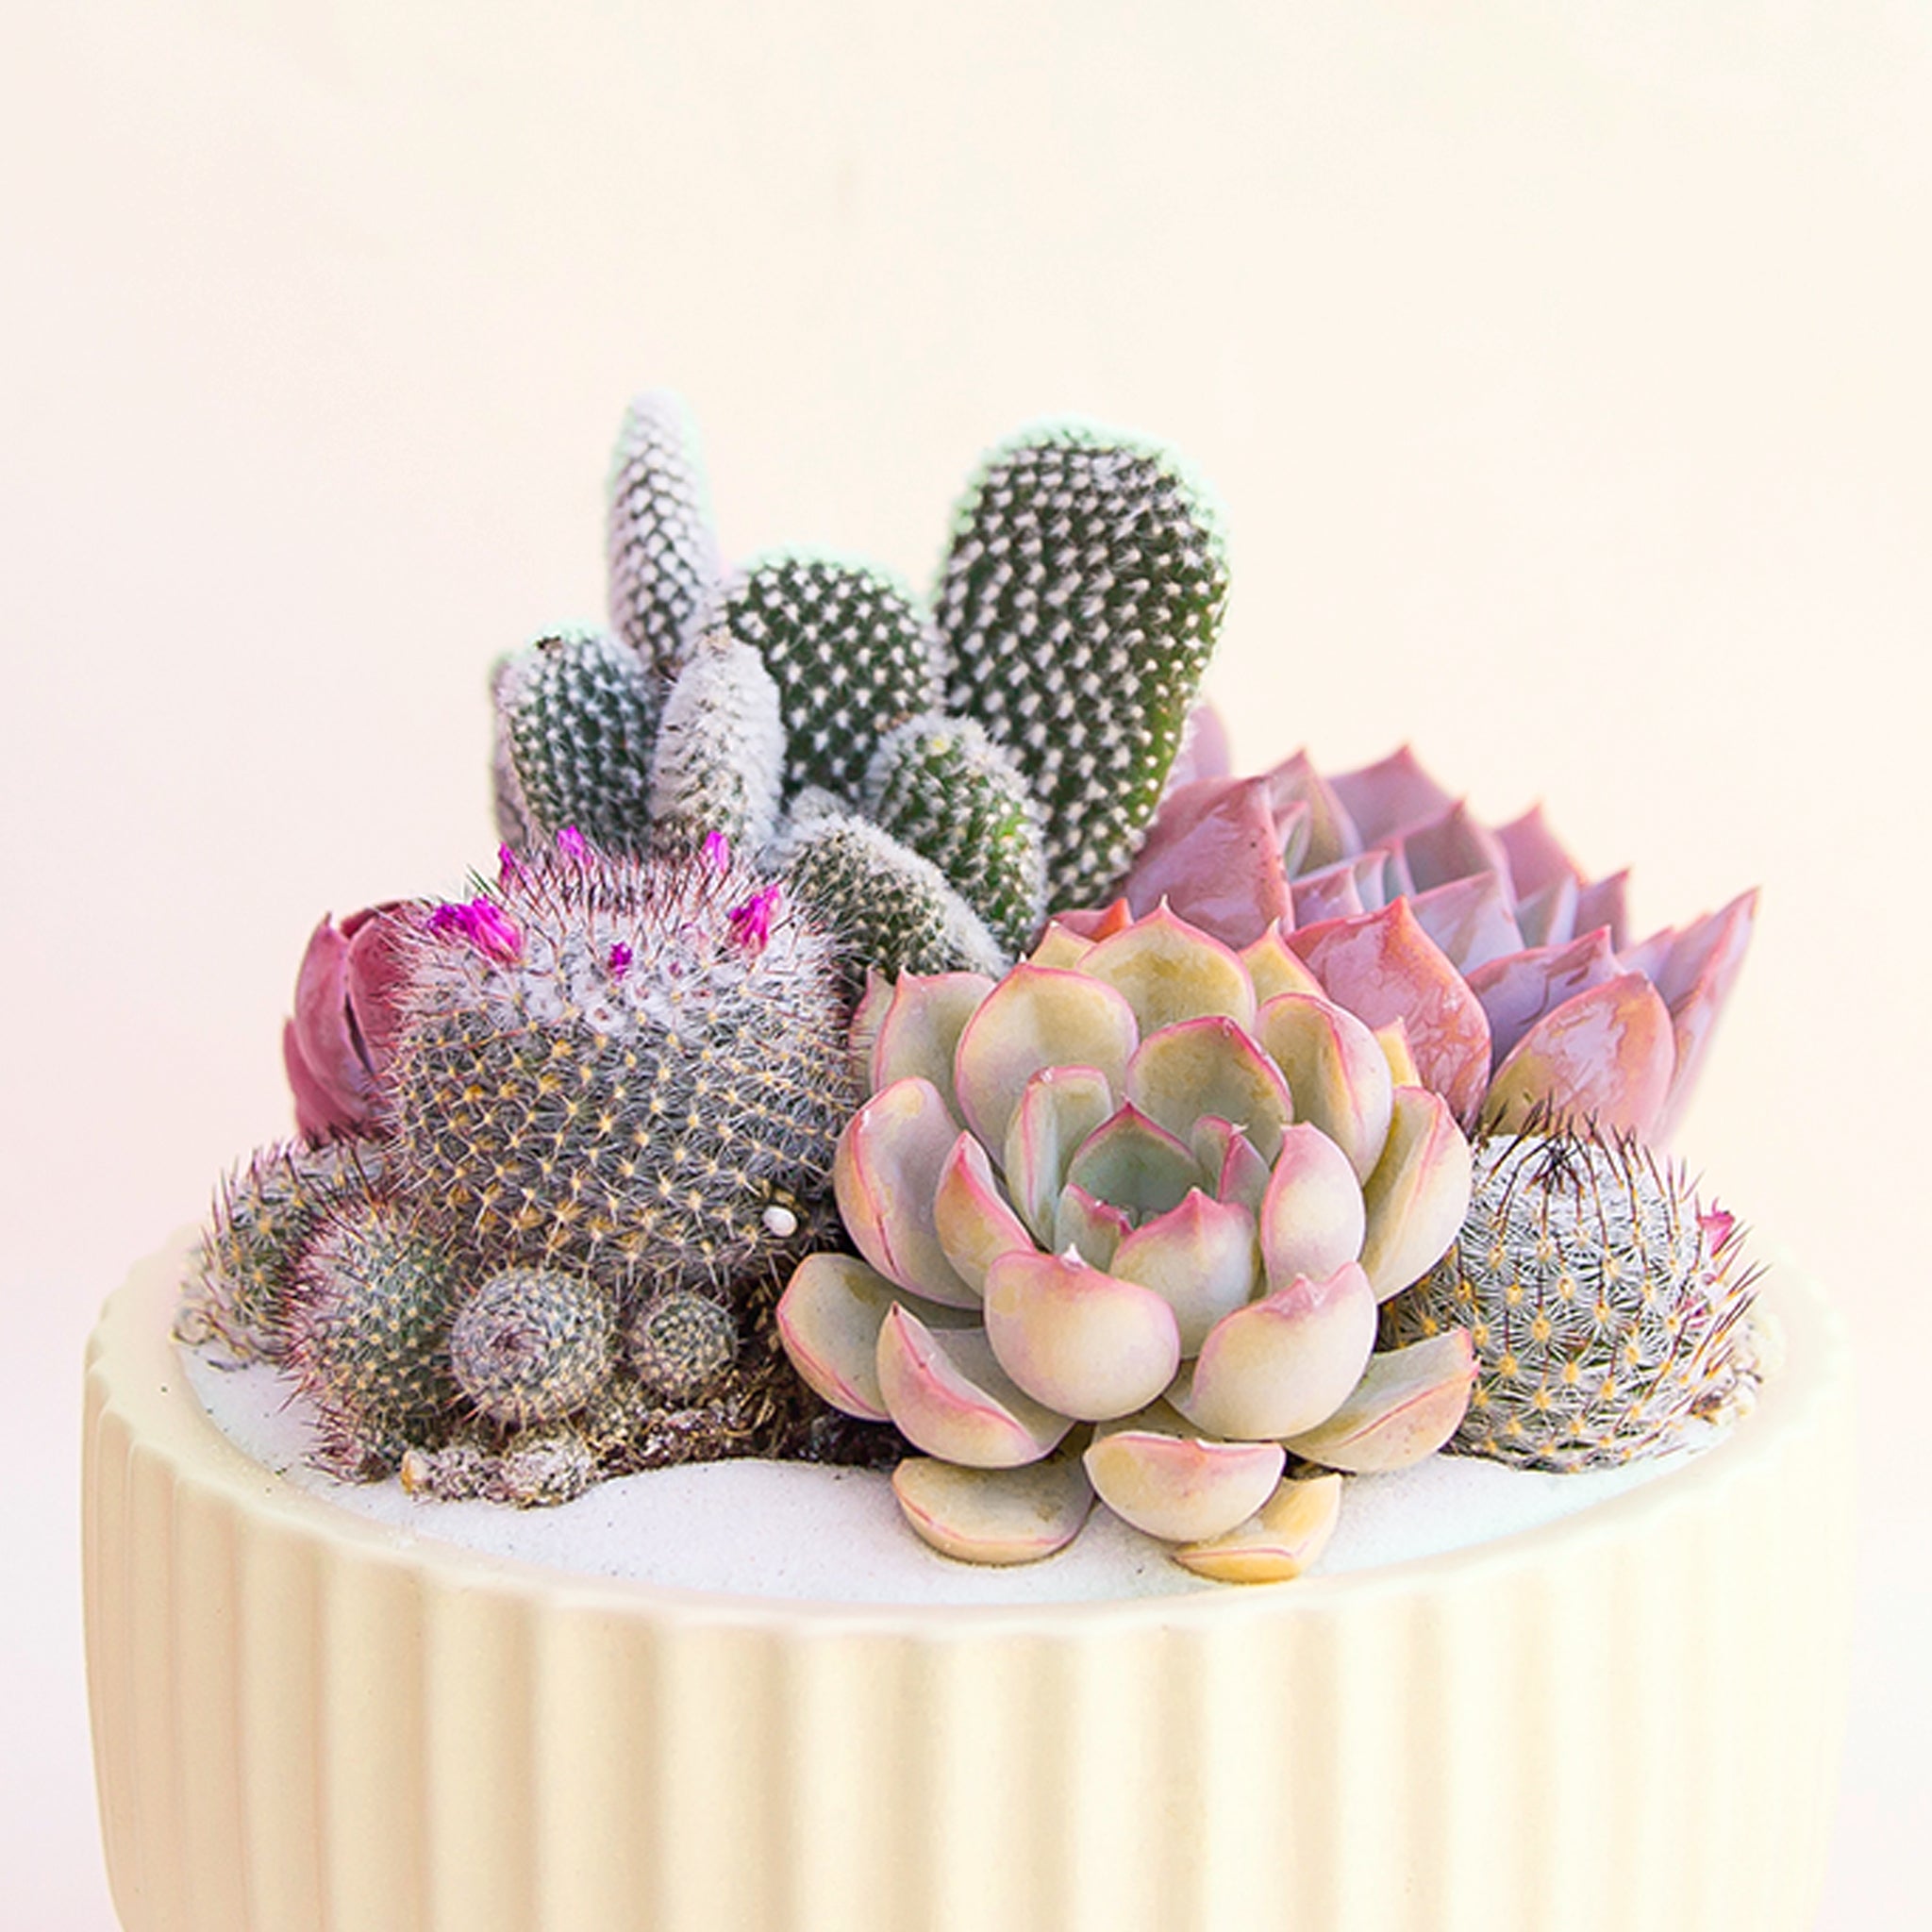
[91,1226,1850,1638]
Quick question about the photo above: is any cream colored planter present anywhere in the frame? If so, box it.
[86,1236,1854,1932]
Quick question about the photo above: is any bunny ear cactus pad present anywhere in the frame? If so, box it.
[495,626,659,854]
[719,554,944,805]
[864,712,1047,955]
[606,391,722,675]
[933,425,1231,910]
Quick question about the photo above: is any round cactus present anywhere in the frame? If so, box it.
[777,904,1480,1578]
[284,1200,459,1476]
[628,1290,738,1401]
[450,1268,617,1425]
[177,1139,381,1363]
[387,844,858,1295]
[1382,1123,1760,1471]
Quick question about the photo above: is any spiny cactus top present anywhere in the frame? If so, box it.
[606,391,720,675]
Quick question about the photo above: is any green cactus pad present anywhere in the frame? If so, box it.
[496,625,659,853]
[647,634,787,860]
[606,391,721,675]
[933,425,1229,909]
[451,1268,618,1425]
[285,1199,460,1476]
[720,554,943,804]
[1382,1124,1760,1472]
[864,711,1047,955]
[779,804,1008,983]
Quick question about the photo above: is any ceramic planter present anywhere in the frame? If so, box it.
[85,1233,1853,1932]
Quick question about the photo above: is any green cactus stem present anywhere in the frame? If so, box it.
[284,1199,460,1477]
[933,424,1229,909]
[720,554,943,804]
[495,625,658,853]
[606,391,721,675]
[778,801,1008,982]
[864,711,1047,954]
[647,633,787,860]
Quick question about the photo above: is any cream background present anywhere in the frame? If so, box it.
[4,2,1925,1925]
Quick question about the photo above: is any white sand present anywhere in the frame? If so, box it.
[185,1347,1708,1605]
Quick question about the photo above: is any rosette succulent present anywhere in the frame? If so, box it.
[777,904,1480,1579]
[1104,739,1757,1141]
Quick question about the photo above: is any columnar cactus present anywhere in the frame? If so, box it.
[645,635,787,859]
[1383,1122,1760,1470]
[777,905,1478,1577]
[1108,740,1757,1141]
[933,425,1230,908]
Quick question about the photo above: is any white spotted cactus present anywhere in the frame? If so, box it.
[777,905,1479,1580]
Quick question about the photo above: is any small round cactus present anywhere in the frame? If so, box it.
[450,1269,617,1425]
[1383,1122,1760,1471]
[628,1290,738,1401]
[284,1200,459,1475]
[178,1140,380,1363]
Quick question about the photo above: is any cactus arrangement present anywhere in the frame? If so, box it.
[177,391,1768,1579]
[490,396,1228,984]
[777,904,1480,1577]
[1382,1120,1760,1470]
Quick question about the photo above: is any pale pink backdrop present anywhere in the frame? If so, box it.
[5,3,1926,1925]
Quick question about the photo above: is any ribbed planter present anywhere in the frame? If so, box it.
[86,1234,1854,1932]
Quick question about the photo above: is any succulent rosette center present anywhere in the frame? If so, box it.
[778,903,1481,1579]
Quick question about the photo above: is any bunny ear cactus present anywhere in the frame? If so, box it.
[1111,738,1757,1142]
[933,425,1231,911]
[776,904,1479,1578]
[607,391,721,675]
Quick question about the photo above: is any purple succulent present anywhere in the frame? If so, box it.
[1112,743,1756,1143]
[282,906,411,1144]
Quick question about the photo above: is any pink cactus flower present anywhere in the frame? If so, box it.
[282,905,411,1144]
[427,897,524,963]
[1108,745,1756,1143]
[726,884,781,954]
[703,829,733,873]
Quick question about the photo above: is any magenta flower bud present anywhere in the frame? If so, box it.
[726,884,780,953]
[608,941,634,979]
[557,825,589,861]
[703,829,733,873]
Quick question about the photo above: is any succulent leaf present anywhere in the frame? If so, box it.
[1257,1124,1369,1290]
[891,1450,1094,1564]
[1174,1473,1344,1584]
[835,1078,983,1307]
[1254,992,1393,1184]
[1109,1190,1258,1355]
[1080,903,1257,1035]
[1083,1427,1285,1544]
[1125,1015,1293,1164]
[777,1251,976,1422]
[1003,1065,1116,1246]
[876,1305,1074,1467]
[869,971,993,1111]
[1357,1087,1474,1300]
[1283,1330,1476,1473]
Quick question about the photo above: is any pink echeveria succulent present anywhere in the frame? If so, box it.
[1101,731,1756,1143]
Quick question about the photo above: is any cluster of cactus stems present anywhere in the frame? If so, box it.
[180,392,1764,1567]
